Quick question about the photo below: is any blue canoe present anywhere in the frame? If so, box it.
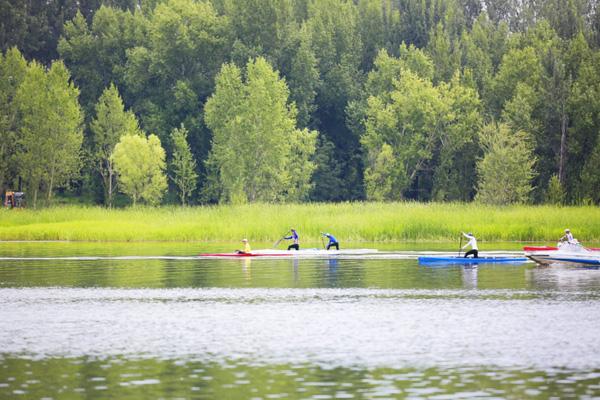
[418,256,528,264]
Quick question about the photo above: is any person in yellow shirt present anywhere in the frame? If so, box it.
[236,239,251,254]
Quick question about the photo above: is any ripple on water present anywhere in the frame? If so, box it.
[1,287,600,370]
[2,358,599,399]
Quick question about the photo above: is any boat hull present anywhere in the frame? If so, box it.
[418,256,527,264]
[199,253,292,257]
[199,249,379,258]
[524,243,600,266]
[526,254,600,266]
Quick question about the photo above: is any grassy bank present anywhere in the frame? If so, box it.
[0,202,599,242]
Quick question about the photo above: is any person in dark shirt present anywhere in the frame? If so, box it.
[321,232,339,250]
[284,229,299,250]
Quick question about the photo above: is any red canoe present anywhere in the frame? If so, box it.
[199,252,293,257]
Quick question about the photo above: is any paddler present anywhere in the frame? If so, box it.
[461,232,479,258]
[321,232,339,250]
[284,228,300,251]
[235,238,251,254]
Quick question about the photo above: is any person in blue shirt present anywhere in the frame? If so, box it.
[284,228,299,250]
[321,232,339,250]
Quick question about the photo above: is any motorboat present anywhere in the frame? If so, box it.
[524,242,600,266]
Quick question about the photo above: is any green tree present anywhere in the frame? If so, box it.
[59,7,147,116]
[491,46,542,118]
[90,84,141,207]
[204,57,317,203]
[427,22,461,83]
[458,15,509,109]
[305,0,365,200]
[309,136,346,201]
[0,48,27,194]
[223,0,295,63]
[580,131,600,204]
[169,125,198,205]
[124,0,230,140]
[361,69,446,200]
[357,0,401,71]
[545,174,565,205]
[112,133,167,206]
[15,60,83,207]
[364,142,397,201]
[566,41,600,201]
[433,73,482,201]
[287,24,320,128]
[476,123,536,205]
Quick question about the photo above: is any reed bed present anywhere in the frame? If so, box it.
[0,202,598,242]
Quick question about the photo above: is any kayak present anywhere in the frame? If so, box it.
[199,252,292,257]
[418,256,528,264]
[199,249,379,258]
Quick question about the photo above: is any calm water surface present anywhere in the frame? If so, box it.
[1,241,599,399]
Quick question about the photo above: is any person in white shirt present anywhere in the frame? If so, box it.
[559,229,575,244]
[462,232,479,258]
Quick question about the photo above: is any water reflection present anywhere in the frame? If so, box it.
[4,255,600,292]
[1,357,599,399]
[462,265,478,289]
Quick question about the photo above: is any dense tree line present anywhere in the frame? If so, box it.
[1,0,600,206]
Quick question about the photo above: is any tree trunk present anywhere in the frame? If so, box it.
[47,165,55,201]
[108,165,113,208]
[558,109,568,185]
[33,187,38,209]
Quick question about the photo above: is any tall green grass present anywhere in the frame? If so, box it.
[0,202,598,242]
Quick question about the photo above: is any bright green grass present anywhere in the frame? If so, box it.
[0,202,598,242]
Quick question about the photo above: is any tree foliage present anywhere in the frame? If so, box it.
[4,0,600,205]
[112,133,167,206]
[361,51,480,201]
[90,83,141,206]
[169,124,198,205]
[476,123,536,205]
[15,60,83,207]
[0,47,27,194]
[204,57,317,203]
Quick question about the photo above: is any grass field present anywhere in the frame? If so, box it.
[0,202,599,242]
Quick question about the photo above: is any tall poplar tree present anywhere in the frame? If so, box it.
[90,84,141,207]
[16,60,83,207]
[169,125,198,205]
[0,48,27,194]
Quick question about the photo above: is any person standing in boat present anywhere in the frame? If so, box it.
[461,232,479,258]
[321,232,339,250]
[284,229,300,251]
[235,238,251,254]
[559,229,576,244]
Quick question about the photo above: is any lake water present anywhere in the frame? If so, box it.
[1,241,600,399]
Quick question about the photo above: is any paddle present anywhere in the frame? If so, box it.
[458,234,463,257]
[320,233,326,250]
[273,232,288,248]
